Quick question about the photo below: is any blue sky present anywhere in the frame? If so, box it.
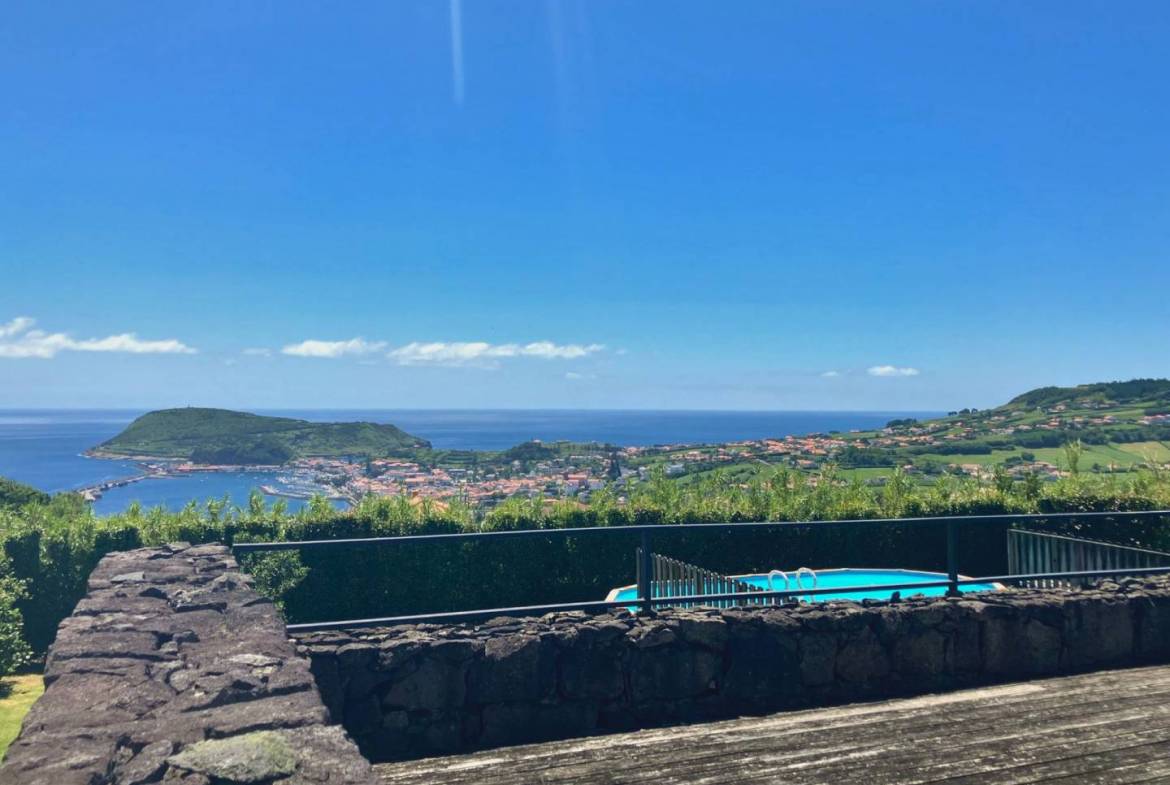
[1,2,1167,410]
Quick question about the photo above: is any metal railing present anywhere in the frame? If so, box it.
[229,510,1170,632]
[636,550,769,608]
[1008,528,1170,588]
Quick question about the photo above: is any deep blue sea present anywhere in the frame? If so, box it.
[0,409,939,514]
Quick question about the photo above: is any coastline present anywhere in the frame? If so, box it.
[78,451,331,504]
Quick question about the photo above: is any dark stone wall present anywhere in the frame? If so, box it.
[0,544,372,785]
[296,576,1170,761]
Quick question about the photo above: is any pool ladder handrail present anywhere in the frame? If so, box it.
[794,566,818,592]
[767,569,789,605]
[767,568,818,604]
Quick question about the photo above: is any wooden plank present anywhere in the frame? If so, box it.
[459,672,1170,782]
[376,665,1170,785]
[377,684,1170,785]
[802,718,1170,785]
[548,702,1170,785]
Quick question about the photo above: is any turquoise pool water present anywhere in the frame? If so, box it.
[609,568,1001,605]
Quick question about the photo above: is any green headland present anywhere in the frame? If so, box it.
[92,407,430,465]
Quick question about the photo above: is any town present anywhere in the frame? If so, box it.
[75,382,1170,510]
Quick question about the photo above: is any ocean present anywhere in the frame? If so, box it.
[0,409,940,514]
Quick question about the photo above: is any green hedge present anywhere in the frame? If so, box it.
[1,467,1169,658]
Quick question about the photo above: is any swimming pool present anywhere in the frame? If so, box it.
[606,568,1002,606]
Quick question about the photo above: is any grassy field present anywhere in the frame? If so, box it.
[838,467,897,481]
[1116,441,1170,463]
[1029,444,1147,469]
[914,450,1019,467]
[911,443,1156,471]
[0,674,42,760]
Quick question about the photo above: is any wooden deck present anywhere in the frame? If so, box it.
[376,664,1170,784]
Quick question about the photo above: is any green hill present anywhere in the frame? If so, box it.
[853,378,1170,475]
[1006,379,1170,410]
[94,408,430,464]
[0,477,50,510]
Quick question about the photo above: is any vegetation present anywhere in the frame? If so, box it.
[0,674,42,760]
[816,379,1170,481]
[1006,379,1170,410]
[95,408,430,463]
[0,479,48,511]
[0,572,30,677]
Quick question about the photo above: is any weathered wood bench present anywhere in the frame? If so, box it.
[375,663,1170,784]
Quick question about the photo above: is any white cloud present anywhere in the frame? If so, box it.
[821,370,841,378]
[69,334,196,354]
[389,341,604,368]
[565,371,596,380]
[0,317,35,339]
[281,337,387,358]
[242,347,272,357]
[0,317,197,359]
[518,341,604,359]
[867,365,920,377]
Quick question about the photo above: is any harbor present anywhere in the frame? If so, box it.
[70,458,347,513]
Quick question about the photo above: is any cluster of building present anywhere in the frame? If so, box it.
[270,451,619,508]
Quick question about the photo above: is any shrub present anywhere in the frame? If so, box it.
[0,561,31,675]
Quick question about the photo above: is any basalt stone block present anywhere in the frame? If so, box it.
[479,701,597,749]
[34,669,174,727]
[627,623,678,649]
[468,634,555,704]
[559,637,626,701]
[307,651,344,722]
[723,621,800,705]
[836,623,891,685]
[0,735,121,785]
[892,627,948,681]
[166,731,297,783]
[982,614,1062,677]
[381,653,469,710]
[948,603,984,674]
[173,690,330,740]
[676,613,729,651]
[46,630,165,666]
[1063,596,1134,667]
[1136,594,1170,659]
[629,644,721,702]
[629,694,726,727]
[336,641,378,671]
[798,631,837,688]
[343,692,384,738]
[114,739,176,785]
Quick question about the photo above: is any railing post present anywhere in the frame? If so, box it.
[639,529,653,614]
[946,519,959,597]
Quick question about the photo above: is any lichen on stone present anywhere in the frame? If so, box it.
[167,731,297,783]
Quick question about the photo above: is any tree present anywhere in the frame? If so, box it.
[606,452,622,482]
[1063,439,1084,476]
[992,465,1015,494]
